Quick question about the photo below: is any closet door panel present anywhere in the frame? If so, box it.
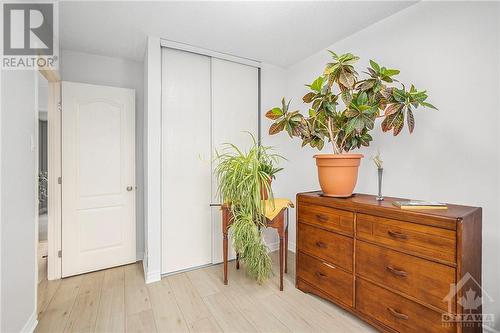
[162,48,212,274]
[211,58,259,264]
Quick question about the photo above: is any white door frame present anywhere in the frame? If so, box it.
[31,67,61,330]
[38,68,63,281]
[47,79,62,280]
[160,39,261,68]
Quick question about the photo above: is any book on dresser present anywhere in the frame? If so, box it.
[296,191,482,333]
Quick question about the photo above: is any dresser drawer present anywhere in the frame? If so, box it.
[356,214,456,264]
[356,240,455,312]
[356,279,454,333]
[298,223,353,271]
[298,202,353,235]
[297,252,353,307]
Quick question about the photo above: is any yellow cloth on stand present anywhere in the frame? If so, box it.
[262,198,294,221]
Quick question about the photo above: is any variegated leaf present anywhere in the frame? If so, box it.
[380,87,393,100]
[354,118,365,132]
[407,108,415,133]
[393,113,405,136]
[302,92,316,103]
[341,90,352,105]
[358,80,375,91]
[344,109,359,118]
[269,121,285,135]
[265,107,283,120]
[381,113,397,132]
[384,103,402,116]
[338,70,355,88]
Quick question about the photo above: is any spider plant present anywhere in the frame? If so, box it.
[215,134,284,283]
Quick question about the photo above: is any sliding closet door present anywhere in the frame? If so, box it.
[211,59,259,264]
[161,48,212,274]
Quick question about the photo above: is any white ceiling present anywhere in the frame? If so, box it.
[60,1,416,67]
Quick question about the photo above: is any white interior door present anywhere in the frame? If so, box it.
[211,59,259,264]
[161,48,212,274]
[61,81,136,277]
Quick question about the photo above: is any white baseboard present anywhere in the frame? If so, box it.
[267,241,296,253]
[144,268,161,284]
[267,241,280,252]
[484,325,500,333]
[21,310,38,333]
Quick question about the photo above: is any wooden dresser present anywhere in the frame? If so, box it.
[296,192,482,333]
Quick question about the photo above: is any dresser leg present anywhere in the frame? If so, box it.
[279,236,284,291]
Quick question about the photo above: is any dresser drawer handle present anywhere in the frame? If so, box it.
[387,307,409,320]
[387,230,408,240]
[316,214,329,222]
[386,266,408,277]
[315,271,327,278]
[315,241,327,248]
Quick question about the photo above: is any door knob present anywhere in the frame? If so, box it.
[126,186,133,191]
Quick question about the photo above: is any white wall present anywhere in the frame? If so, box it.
[61,49,145,259]
[260,63,288,249]
[266,2,500,329]
[1,70,38,332]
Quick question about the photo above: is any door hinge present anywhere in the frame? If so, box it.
[57,102,62,112]
[58,250,62,258]
[58,177,62,184]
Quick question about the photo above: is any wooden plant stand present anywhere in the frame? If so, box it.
[221,205,289,290]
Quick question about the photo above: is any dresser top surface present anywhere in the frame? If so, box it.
[297,191,480,222]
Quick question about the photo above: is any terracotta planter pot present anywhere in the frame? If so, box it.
[313,154,364,197]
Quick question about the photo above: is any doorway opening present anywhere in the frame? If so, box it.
[37,72,49,285]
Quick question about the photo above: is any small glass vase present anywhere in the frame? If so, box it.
[376,168,384,201]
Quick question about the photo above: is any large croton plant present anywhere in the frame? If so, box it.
[266,52,437,154]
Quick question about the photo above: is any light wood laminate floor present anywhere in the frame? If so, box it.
[36,251,375,333]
